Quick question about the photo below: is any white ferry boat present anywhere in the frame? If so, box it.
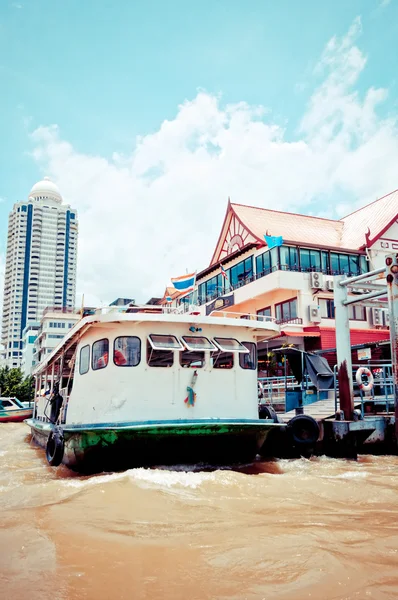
[26,305,283,472]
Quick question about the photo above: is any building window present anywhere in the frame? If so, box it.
[280,246,299,271]
[275,298,298,323]
[113,336,141,366]
[349,305,367,321]
[205,274,223,300]
[320,299,335,319]
[92,338,109,370]
[257,307,272,319]
[239,342,257,370]
[256,250,272,276]
[330,253,361,275]
[227,257,253,288]
[299,248,321,272]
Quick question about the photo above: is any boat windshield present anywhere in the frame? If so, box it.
[181,336,217,351]
[148,334,183,350]
[213,337,249,353]
[0,397,23,409]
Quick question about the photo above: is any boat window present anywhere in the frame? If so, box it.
[239,342,257,370]
[79,344,90,375]
[211,351,234,369]
[0,400,13,408]
[148,334,183,350]
[147,341,174,368]
[181,336,217,351]
[180,350,205,368]
[213,337,250,353]
[114,336,141,367]
[92,338,109,371]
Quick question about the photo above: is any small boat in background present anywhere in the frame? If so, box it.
[0,397,33,423]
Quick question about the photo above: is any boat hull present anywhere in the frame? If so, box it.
[0,408,33,423]
[26,419,283,473]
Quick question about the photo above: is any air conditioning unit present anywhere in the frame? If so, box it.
[371,308,383,327]
[326,279,334,291]
[310,272,324,290]
[309,304,321,323]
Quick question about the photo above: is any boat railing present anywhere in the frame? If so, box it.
[88,305,278,322]
[209,310,277,323]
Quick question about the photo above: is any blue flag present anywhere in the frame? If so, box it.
[264,234,283,249]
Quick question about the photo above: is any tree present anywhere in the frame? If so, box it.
[0,367,34,403]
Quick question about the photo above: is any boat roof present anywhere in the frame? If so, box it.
[32,306,280,375]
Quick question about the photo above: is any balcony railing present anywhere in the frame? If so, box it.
[275,317,303,325]
[196,263,366,305]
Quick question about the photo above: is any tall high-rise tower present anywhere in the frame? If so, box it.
[1,177,78,368]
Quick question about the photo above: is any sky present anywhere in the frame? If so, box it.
[1,0,398,307]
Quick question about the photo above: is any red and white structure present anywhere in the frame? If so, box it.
[178,189,398,367]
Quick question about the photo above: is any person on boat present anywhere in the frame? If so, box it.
[49,382,63,424]
[96,351,109,369]
[114,348,127,366]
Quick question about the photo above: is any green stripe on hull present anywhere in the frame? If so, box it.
[26,419,284,472]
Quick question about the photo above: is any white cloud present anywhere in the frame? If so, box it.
[28,18,398,306]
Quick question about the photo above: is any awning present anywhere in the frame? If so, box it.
[280,331,320,338]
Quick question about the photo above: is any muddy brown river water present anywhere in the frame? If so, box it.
[1,424,398,599]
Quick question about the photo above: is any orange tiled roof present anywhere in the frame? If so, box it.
[341,189,398,248]
[159,286,184,305]
[232,203,343,248]
[230,188,398,252]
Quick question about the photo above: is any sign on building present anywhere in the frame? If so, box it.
[357,347,372,360]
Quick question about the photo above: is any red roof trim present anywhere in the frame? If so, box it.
[230,204,263,244]
[280,331,320,338]
[210,202,264,266]
[210,200,233,265]
[367,218,398,248]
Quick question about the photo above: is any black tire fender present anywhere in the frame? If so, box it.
[259,404,280,423]
[287,415,320,446]
[46,430,64,466]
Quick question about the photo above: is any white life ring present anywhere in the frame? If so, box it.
[355,367,374,392]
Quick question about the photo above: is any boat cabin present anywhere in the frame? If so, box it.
[0,397,25,411]
[33,307,280,426]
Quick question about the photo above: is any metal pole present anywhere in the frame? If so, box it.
[335,275,354,417]
[339,267,386,287]
[385,255,398,440]
[343,289,387,306]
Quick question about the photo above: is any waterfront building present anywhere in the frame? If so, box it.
[1,178,78,368]
[110,298,135,307]
[174,191,398,367]
[21,322,40,377]
[32,308,80,367]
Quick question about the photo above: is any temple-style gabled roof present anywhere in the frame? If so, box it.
[210,190,398,266]
[340,189,398,249]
